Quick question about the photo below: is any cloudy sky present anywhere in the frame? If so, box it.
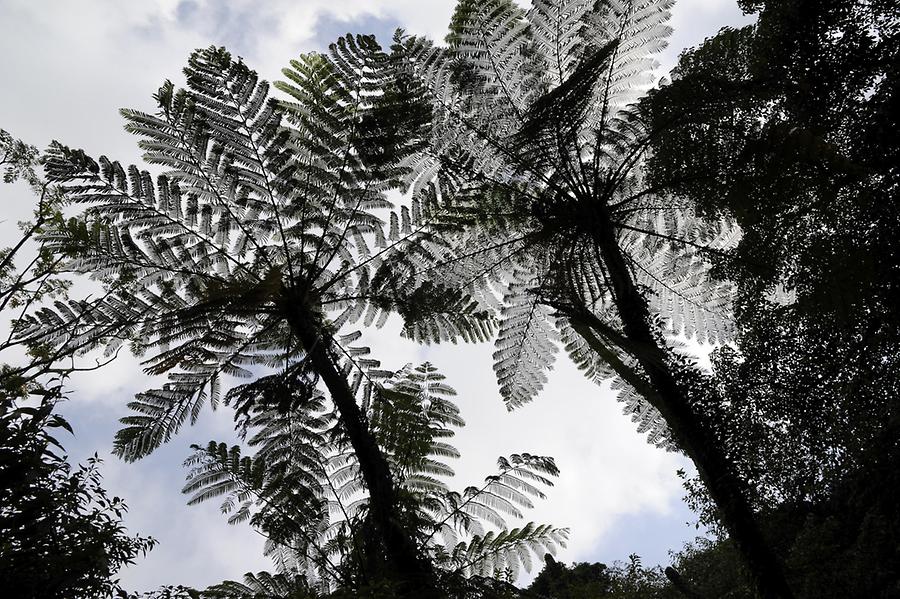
[0,0,754,592]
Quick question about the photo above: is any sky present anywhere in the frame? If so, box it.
[0,0,755,592]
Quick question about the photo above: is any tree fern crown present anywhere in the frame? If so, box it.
[383,1,736,447]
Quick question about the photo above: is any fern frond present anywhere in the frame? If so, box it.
[493,270,560,409]
[582,0,675,128]
[528,0,594,86]
[203,571,315,599]
[448,523,568,579]
[448,0,540,125]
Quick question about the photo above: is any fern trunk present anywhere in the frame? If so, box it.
[281,291,441,597]
[589,205,794,599]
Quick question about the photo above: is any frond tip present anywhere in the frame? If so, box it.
[449,523,569,579]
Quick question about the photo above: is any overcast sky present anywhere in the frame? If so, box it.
[0,0,755,592]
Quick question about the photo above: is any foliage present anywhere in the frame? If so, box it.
[0,129,76,397]
[383,0,735,442]
[646,0,898,323]
[524,553,689,599]
[1,130,154,598]
[618,432,900,599]
[181,362,566,596]
[644,0,900,510]
[526,555,617,598]
[0,389,155,599]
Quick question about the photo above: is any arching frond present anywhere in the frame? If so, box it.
[556,316,671,448]
[447,0,541,126]
[528,0,596,87]
[447,523,569,580]
[581,0,675,128]
[203,571,317,599]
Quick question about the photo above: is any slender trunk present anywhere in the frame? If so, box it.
[280,290,441,597]
[588,204,794,599]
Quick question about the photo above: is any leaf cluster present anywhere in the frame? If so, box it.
[0,390,155,599]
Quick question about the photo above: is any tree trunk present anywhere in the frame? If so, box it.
[587,204,794,599]
[280,290,441,597]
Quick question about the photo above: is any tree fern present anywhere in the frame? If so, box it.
[383,0,737,445]
[391,2,794,595]
[181,362,566,595]
[15,39,485,594]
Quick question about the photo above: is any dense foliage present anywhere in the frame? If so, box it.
[0,392,155,599]
[646,0,899,510]
[639,0,900,597]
